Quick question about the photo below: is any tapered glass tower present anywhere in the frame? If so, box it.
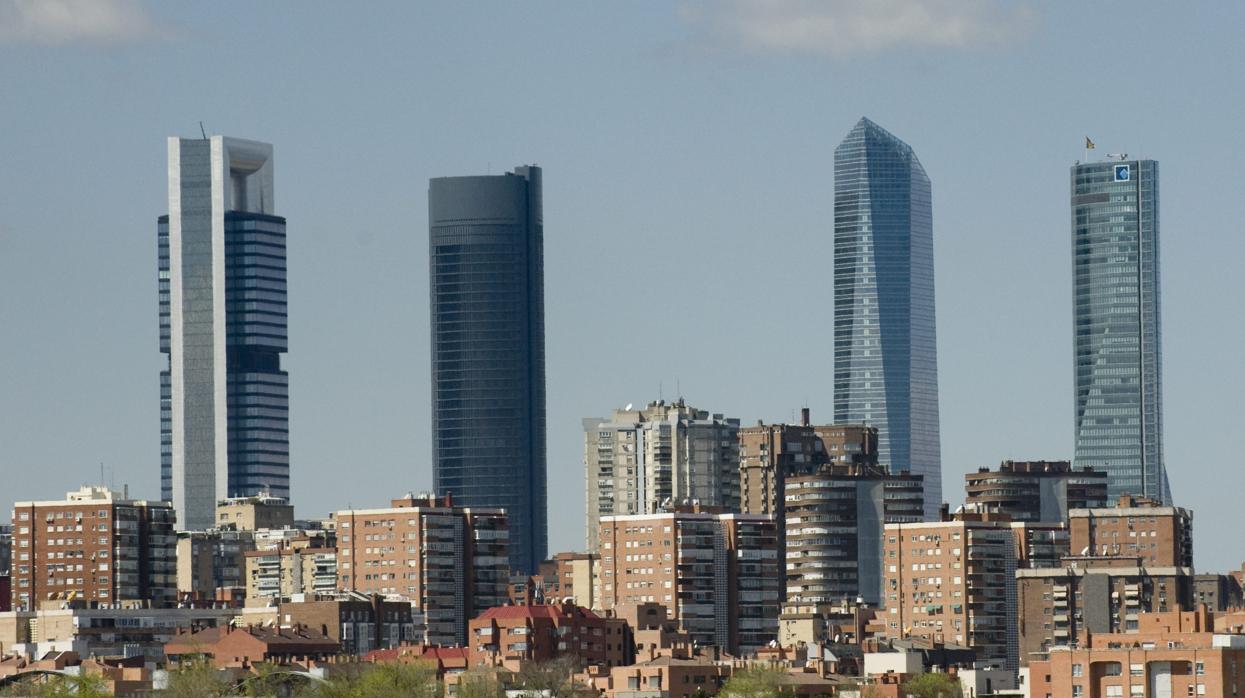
[160,136,289,531]
[1071,159,1169,503]
[428,166,547,573]
[833,118,942,518]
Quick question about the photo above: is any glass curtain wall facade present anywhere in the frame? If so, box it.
[833,117,942,518]
[428,165,547,574]
[161,136,289,531]
[1071,160,1169,503]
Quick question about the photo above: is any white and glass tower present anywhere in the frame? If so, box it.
[160,136,289,531]
[833,117,942,518]
[1071,159,1169,503]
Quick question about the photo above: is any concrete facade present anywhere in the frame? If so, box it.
[785,463,922,607]
[584,399,741,551]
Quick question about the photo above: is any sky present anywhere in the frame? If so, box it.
[1,1,1244,572]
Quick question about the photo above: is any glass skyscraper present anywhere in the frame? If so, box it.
[160,136,289,531]
[428,165,547,573]
[1071,159,1169,503]
[833,117,942,518]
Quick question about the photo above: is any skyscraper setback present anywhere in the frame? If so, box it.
[832,117,942,518]
[1071,159,1169,503]
[428,166,547,574]
[160,136,290,531]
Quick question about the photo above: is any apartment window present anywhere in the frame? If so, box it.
[1072,664,1083,678]
[1105,687,1122,698]
[1196,662,1205,675]
[1072,687,1082,697]
[1130,664,1143,677]
[1103,662,1122,676]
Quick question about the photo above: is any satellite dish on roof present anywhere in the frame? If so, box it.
[625,403,633,411]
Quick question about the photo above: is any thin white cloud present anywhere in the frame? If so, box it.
[0,0,168,45]
[681,0,1033,57]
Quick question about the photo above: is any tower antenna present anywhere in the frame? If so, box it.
[199,121,208,140]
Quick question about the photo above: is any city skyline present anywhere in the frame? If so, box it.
[3,3,1244,574]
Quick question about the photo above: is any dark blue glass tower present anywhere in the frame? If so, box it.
[161,137,289,530]
[428,166,547,573]
[833,118,942,518]
[1072,159,1169,503]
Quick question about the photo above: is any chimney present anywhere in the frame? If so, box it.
[443,492,453,508]
[800,408,810,427]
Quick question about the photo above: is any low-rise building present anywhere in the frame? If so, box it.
[467,602,631,669]
[278,594,421,655]
[165,624,339,669]
[1027,608,1245,698]
[0,604,261,661]
[9,486,177,611]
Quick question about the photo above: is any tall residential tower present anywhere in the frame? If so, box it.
[161,136,289,531]
[833,117,942,517]
[1071,159,1169,503]
[428,166,547,573]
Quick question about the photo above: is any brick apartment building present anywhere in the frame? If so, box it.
[597,508,780,655]
[467,602,632,669]
[882,512,1067,670]
[964,460,1108,522]
[738,411,877,523]
[278,595,421,654]
[1028,607,1245,698]
[1070,495,1193,567]
[9,486,176,612]
[335,493,509,646]
[1016,555,1194,665]
[785,463,922,607]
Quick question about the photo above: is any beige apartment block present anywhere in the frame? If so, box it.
[584,399,740,551]
[214,493,295,532]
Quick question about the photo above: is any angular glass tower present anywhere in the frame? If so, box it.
[1071,159,1169,503]
[160,136,289,531]
[428,166,547,573]
[833,118,942,518]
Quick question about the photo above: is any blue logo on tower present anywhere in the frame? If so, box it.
[1114,164,1131,182]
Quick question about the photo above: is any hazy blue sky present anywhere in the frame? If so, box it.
[2,1,1243,571]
